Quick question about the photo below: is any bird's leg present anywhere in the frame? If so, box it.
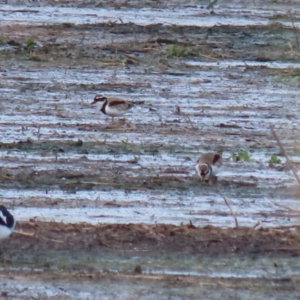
[208,175,218,185]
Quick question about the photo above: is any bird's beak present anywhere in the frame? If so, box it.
[91,100,96,105]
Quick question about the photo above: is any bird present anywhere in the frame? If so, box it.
[0,205,16,240]
[91,95,144,122]
[195,152,222,184]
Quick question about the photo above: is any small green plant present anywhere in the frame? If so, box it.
[269,154,281,164]
[232,150,250,162]
[293,147,300,155]
[276,68,300,82]
[167,44,187,57]
[0,36,5,44]
[26,38,36,50]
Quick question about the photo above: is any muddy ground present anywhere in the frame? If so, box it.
[1,0,300,299]
[2,221,300,299]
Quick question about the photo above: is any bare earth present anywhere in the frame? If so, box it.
[2,221,300,299]
[1,0,300,299]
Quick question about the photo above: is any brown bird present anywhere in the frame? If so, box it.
[91,95,144,122]
[195,152,222,184]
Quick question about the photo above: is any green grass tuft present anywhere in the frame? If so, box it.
[0,36,5,44]
[269,154,281,164]
[26,38,36,50]
[167,44,188,57]
[232,150,250,162]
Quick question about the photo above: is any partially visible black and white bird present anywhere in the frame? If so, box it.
[0,205,15,240]
[91,95,144,122]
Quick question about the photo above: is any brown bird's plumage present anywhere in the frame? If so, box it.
[91,95,144,121]
[195,152,222,184]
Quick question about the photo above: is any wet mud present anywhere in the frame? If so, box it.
[1,0,300,299]
[2,221,300,299]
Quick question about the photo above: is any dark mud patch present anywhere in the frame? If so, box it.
[8,221,300,256]
[1,222,300,299]
[1,22,300,64]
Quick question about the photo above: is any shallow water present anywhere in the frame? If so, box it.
[1,4,300,28]
[1,60,299,227]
